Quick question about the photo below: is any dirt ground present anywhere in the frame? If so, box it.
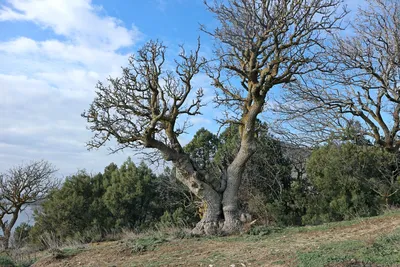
[32,212,400,267]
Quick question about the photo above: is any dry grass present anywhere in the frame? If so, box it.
[31,211,400,267]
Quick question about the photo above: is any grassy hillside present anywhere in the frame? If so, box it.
[27,211,400,267]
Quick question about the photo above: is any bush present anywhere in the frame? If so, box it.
[247,225,283,236]
[158,208,188,228]
[303,143,397,224]
[29,157,199,247]
[0,256,15,267]
[127,235,167,254]
[13,223,32,249]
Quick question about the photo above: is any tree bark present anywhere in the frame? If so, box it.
[221,99,265,233]
[221,165,243,233]
[172,156,223,235]
[191,187,222,235]
[1,207,20,250]
[1,228,10,250]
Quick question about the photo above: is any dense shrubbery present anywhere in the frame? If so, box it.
[303,143,400,224]
[24,128,400,248]
[30,158,196,248]
[207,126,400,227]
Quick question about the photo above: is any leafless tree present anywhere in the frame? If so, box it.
[278,0,400,151]
[83,0,346,235]
[202,0,346,232]
[0,160,58,249]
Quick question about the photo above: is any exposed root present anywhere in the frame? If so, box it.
[191,219,222,236]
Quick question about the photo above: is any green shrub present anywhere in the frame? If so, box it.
[303,143,397,224]
[247,225,283,236]
[127,236,168,254]
[0,256,15,267]
[159,208,188,228]
[13,223,32,248]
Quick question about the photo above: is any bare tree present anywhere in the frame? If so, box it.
[202,0,346,232]
[0,160,58,249]
[278,0,400,151]
[83,0,346,234]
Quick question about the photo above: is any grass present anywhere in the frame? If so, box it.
[297,228,400,266]
[28,210,400,266]
[126,235,168,254]
[0,255,34,267]
[48,246,86,260]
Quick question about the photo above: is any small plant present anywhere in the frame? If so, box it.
[247,225,283,236]
[171,228,191,240]
[2,249,36,267]
[0,255,15,267]
[0,251,36,267]
[128,236,167,254]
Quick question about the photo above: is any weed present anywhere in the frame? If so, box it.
[0,255,34,267]
[247,225,283,236]
[0,255,15,267]
[360,229,400,264]
[49,247,85,260]
[128,236,168,254]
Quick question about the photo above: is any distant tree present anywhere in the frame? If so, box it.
[89,163,118,230]
[0,160,58,249]
[184,128,220,171]
[83,0,346,234]
[32,159,168,246]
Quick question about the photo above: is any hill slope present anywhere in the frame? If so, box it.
[32,212,400,267]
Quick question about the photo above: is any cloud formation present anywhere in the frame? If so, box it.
[0,0,143,176]
[0,0,141,50]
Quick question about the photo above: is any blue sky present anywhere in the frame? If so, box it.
[0,0,366,179]
[0,0,219,178]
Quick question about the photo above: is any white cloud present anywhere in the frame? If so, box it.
[0,37,38,53]
[0,0,141,50]
[189,117,212,125]
[0,0,140,176]
[0,74,53,106]
[0,38,128,74]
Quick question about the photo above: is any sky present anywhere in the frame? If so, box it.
[0,0,367,179]
[0,0,218,178]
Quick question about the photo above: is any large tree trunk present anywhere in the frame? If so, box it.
[173,156,223,235]
[221,100,264,233]
[192,187,222,235]
[172,99,263,235]
[221,164,243,233]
